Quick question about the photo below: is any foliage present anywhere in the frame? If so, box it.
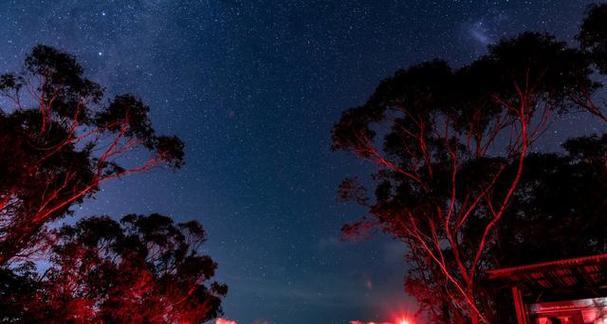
[332,11,607,324]
[497,135,607,265]
[0,45,226,323]
[0,214,227,323]
[579,3,607,75]
[0,45,185,265]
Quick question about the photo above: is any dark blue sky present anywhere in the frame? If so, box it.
[0,1,600,323]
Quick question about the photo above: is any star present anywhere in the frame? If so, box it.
[0,1,596,323]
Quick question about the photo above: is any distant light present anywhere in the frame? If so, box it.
[400,321,410,324]
[98,52,103,56]
[216,319,237,324]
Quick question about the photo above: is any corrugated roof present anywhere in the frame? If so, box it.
[487,253,607,290]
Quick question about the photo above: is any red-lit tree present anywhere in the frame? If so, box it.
[0,44,229,323]
[4,214,227,323]
[332,33,600,323]
[0,45,184,266]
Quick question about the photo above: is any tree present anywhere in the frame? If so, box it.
[332,31,602,323]
[495,134,607,266]
[577,3,607,122]
[0,45,184,266]
[1,214,227,323]
[0,263,41,322]
[467,134,607,322]
[579,4,607,77]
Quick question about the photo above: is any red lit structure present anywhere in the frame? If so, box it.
[487,253,607,323]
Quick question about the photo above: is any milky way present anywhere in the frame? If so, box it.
[0,1,599,323]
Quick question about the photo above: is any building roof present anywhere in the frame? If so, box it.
[487,253,607,292]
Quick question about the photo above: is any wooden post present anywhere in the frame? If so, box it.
[512,286,528,324]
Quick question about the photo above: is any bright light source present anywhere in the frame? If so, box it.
[399,320,410,324]
[216,319,237,324]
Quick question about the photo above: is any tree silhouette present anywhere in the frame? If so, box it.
[496,134,607,266]
[0,45,184,266]
[0,45,227,322]
[577,3,607,122]
[579,4,607,75]
[456,133,607,322]
[332,28,605,323]
[0,214,227,323]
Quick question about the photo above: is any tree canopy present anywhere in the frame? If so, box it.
[333,4,607,323]
[0,45,184,265]
[0,45,225,323]
[0,214,227,323]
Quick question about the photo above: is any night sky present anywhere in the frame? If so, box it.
[0,1,602,323]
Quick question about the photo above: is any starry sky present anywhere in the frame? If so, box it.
[0,1,602,323]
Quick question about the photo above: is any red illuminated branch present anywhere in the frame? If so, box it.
[0,140,168,265]
[571,90,607,123]
[407,214,488,323]
[443,140,472,285]
[354,133,424,185]
[470,103,529,283]
[455,164,505,231]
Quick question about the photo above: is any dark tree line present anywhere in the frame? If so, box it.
[1,214,226,323]
[0,46,226,322]
[333,3,607,323]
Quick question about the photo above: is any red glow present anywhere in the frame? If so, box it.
[216,319,238,324]
[396,316,413,324]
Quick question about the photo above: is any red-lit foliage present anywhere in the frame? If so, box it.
[0,45,229,322]
[1,214,227,323]
[332,29,606,323]
[0,45,184,266]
